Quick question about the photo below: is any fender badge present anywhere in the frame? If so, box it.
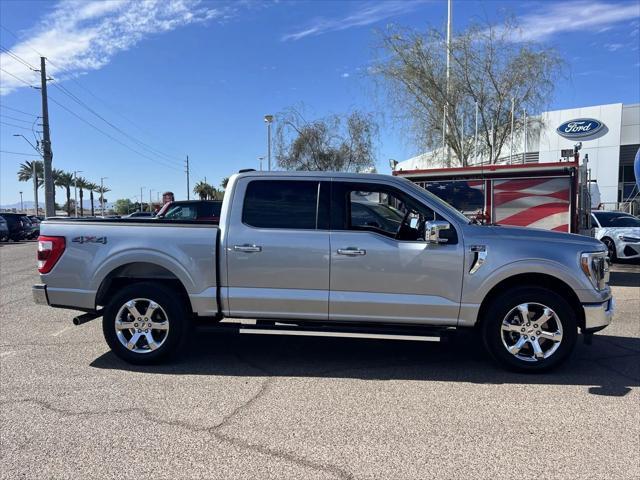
[72,236,107,244]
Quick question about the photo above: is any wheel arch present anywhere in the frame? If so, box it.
[96,262,191,313]
[476,273,585,330]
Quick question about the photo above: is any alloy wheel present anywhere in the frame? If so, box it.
[500,302,563,363]
[114,298,170,354]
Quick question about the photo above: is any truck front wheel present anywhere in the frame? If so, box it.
[102,282,189,364]
[481,287,578,372]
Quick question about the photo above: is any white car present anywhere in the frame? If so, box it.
[591,211,640,261]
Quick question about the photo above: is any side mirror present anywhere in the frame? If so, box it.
[425,220,450,244]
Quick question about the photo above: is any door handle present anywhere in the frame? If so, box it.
[234,244,262,253]
[337,248,366,256]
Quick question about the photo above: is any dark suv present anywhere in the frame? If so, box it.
[0,213,28,241]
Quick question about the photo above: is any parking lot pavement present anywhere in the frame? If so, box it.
[0,242,638,480]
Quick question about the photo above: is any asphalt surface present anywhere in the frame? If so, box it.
[1,241,639,479]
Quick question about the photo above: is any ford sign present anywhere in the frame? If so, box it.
[557,118,604,138]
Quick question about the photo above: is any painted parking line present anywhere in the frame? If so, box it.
[51,325,73,337]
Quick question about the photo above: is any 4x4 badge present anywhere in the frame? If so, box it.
[72,236,107,244]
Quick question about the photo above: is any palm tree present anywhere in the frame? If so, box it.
[193,181,209,200]
[96,186,111,215]
[17,160,43,213]
[76,177,89,217]
[17,160,44,185]
[55,171,74,217]
[221,177,229,190]
[85,182,99,216]
[52,169,64,209]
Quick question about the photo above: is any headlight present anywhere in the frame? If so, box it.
[580,251,610,291]
[618,235,640,243]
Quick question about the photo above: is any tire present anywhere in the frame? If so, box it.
[102,281,189,364]
[481,286,578,372]
[602,237,617,262]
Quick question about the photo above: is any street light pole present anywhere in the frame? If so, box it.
[19,191,23,212]
[140,187,145,212]
[264,115,274,171]
[149,189,153,212]
[258,156,264,171]
[100,177,108,217]
[73,170,82,217]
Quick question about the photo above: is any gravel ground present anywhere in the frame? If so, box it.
[1,241,638,479]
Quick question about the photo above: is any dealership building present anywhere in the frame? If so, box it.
[395,102,640,206]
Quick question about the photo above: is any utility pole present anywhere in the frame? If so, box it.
[39,57,54,217]
[100,177,107,216]
[73,170,82,217]
[185,155,190,200]
[445,0,452,167]
[140,186,145,212]
[149,189,153,212]
[19,191,24,212]
[258,156,264,171]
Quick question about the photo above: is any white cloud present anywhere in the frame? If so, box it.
[341,72,350,78]
[282,1,427,42]
[512,1,640,42]
[0,0,236,95]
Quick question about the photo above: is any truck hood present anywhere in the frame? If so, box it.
[477,224,605,250]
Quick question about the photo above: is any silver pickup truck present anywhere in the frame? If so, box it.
[33,171,613,371]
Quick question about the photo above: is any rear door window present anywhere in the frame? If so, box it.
[199,202,222,219]
[243,180,319,229]
[164,205,197,220]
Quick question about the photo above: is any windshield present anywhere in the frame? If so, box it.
[398,177,472,224]
[594,212,640,228]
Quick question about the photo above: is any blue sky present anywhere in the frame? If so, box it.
[1,0,639,207]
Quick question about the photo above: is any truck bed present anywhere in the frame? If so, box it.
[38,218,219,316]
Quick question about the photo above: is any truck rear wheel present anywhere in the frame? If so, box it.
[481,287,578,372]
[102,282,189,364]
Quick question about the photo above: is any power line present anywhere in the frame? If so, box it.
[0,45,38,70]
[0,67,34,87]
[47,94,181,172]
[0,120,33,131]
[50,79,184,167]
[45,56,186,163]
[0,113,33,124]
[1,24,186,165]
[0,105,38,116]
[0,150,42,157]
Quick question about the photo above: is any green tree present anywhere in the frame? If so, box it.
[52,169,64,209]
[55,171,74,217]
[221,177,229,190]
[193,181,209,200]
[275,108,378,172]
[17,160,43,213]
[96,186,111,214]
[17,160,43,185]
[374,18,562,165]
[75,177,89,217]
[113,199,134,215]
[85,182,98,216]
